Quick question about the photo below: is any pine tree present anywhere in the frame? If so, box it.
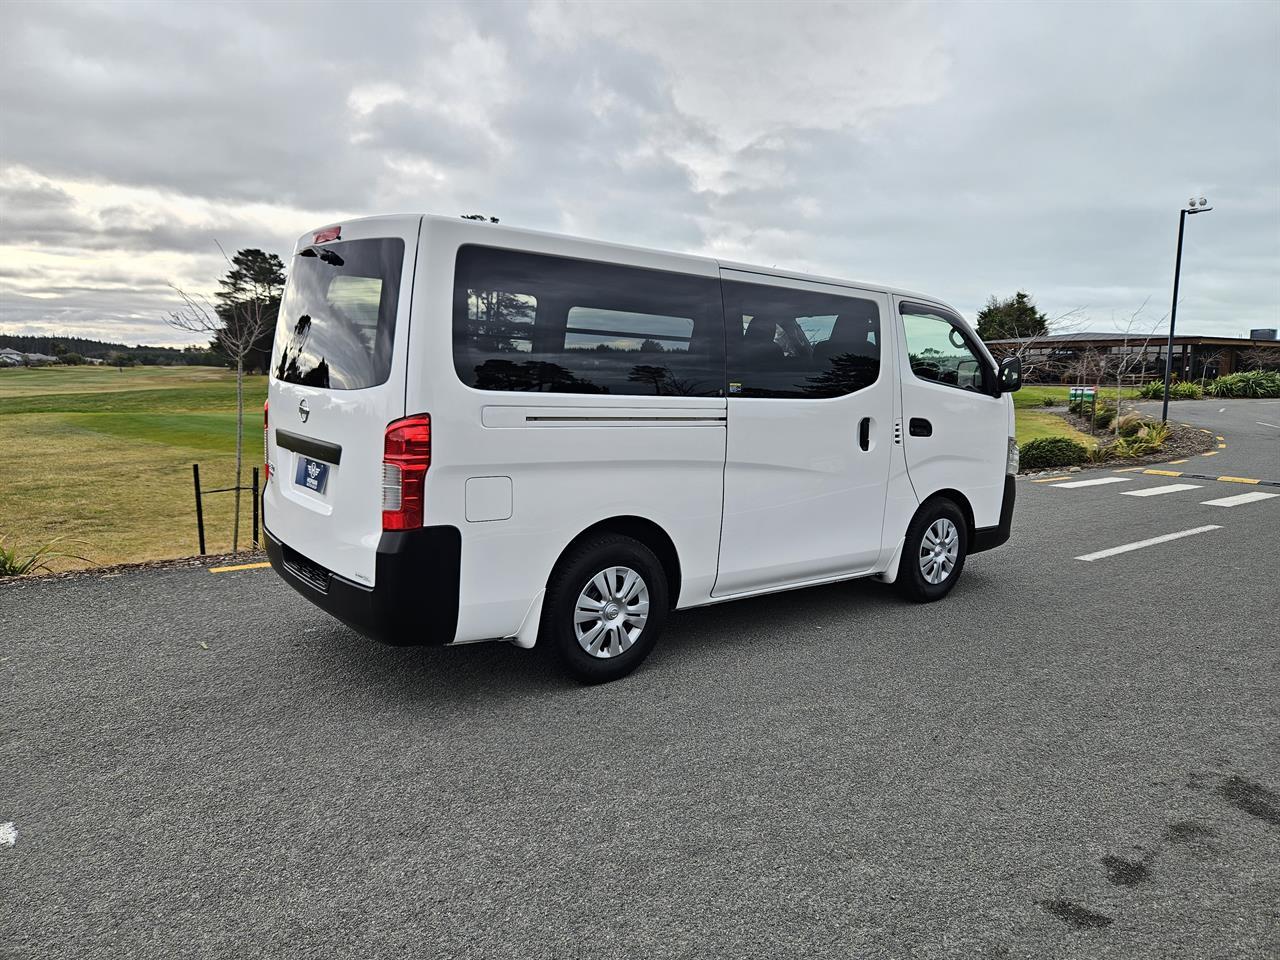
[976,291,1049,341]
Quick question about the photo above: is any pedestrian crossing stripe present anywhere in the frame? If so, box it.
[1202,491,1280,508]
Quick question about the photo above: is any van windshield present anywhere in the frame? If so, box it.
[272,237,404,389]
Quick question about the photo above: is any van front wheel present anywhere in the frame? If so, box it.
[540,534,668,683]
[896,499,968,602]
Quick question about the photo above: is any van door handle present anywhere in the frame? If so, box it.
[858,417,871,451]
[909,418,933,438]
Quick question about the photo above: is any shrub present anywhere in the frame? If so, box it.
[1092,407,1116,430]
[1114,412,1146,438]
[1138,380,1203,400]
[1107,422,1172,459]
[0,535,92,577]
[1205,370,1280,399]
[1042,396,1058,407]
[1086,443,1116,463]
[1020,436,1090,470]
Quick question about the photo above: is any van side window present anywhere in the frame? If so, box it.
[723,281,881,398]
[453,246,725,396]
[900,303,991,393]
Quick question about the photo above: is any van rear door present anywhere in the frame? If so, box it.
[264,215,421,587]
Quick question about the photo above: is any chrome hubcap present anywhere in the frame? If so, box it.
[574,566,649,658]
[919,518,959,584]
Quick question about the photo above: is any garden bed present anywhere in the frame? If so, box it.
[1061,409,1218,465]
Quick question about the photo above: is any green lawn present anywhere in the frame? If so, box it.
[1012,384,1138,410]
[1011,384,1138,448]
[0,366,266,571]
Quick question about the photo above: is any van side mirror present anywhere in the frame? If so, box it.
[997,356,1022,393]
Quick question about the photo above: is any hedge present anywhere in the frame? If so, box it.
[1020,436,1090,470]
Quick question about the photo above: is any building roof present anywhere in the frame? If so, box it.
[986,331,1279,346]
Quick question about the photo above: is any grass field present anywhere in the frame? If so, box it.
[0,366,267,571]
[1010,384,1139,448]
[1,368,1108,573]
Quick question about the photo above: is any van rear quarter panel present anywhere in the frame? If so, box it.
[407,219,726,644]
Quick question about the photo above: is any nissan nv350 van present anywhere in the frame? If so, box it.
[264,215,1021,683]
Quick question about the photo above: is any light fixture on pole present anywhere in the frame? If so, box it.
[1161,196,1213,423]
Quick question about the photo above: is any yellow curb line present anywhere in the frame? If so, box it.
[1167,459,1189,464]
[1217,443,1227,449]
[1143,469,1184,477]
[209,561,271,574]
[1030,475,1072,482]
[1113,466,1146,473]
[1218,476,1260,485]
[1216,435,1225,441]
[1201,450,1219,457]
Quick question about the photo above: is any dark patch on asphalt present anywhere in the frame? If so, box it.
[1219,776,1280,826]
[1165,820,1215,844]
[1101,854,1150,886]
[1038,900,1114,929]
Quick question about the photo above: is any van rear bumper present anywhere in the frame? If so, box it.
[264,524,461,646]
[971,475,1016,554]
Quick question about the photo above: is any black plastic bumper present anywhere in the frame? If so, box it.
[971,475,1016,554]
[264,524,461,646]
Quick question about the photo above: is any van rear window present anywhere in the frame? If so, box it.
[272,238,404,389]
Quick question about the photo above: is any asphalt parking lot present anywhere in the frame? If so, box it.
[3,401,1278,960]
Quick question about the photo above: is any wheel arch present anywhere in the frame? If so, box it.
[916,488,976,544]
[553,516,683,608]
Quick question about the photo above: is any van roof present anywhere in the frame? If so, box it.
[349,213,962,317]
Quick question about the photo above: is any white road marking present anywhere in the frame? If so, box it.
[1218,407,1226,413]
[1052,476,1134,489]
[1201,491,1280,508]
[1076,525,1222,562]
[1121,483,1203,497]
[0,823,15,847]
[1257,421,1280,429]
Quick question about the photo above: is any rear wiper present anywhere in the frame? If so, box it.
[298,247,344,266]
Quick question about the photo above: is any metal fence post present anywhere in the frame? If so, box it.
[192,463,206,556]
[251,467,260,550]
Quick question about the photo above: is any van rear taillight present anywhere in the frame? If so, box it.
[382,415,431,531]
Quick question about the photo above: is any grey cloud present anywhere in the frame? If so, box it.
[0,0,1276,343]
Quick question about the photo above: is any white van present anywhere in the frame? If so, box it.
[264,215,1022,683]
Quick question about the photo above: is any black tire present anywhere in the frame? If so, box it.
[539,534,669,684]
[896,498,968,603]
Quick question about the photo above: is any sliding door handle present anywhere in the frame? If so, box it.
[858,417,871,451]
[909,418,932,438]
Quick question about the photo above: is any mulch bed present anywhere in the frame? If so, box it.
[1056,405,1219,466]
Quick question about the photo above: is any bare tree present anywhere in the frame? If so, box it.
[1065,345,1106,390]
[985,306,1087,384]
[1197,349,1225,387]
[1239,345,1280,371]
[1101,299,1165,435]
[164,267,277,552]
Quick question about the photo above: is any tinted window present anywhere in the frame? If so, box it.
[900,303,990,392]
[723,281,881,398]
[454,246,724,396]
[272,238,404,389]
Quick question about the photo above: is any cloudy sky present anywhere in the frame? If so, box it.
[2,0,1277,346]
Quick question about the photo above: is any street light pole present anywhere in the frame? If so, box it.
[1161,196,1212,423]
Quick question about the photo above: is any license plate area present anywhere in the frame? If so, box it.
[294,456,330,494]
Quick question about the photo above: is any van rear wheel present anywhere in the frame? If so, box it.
[896,499,968,602]
[541,534,668,684]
